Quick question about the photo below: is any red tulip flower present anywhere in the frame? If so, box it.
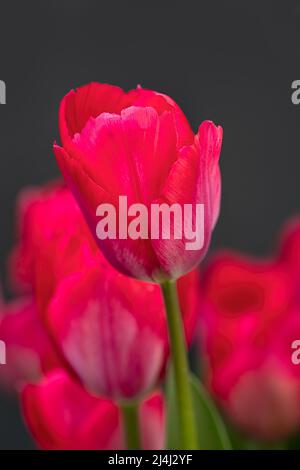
[54,83,222,282]
[8,180,63,294]
[46,260,199,400]
[22,369,165,450]
[8,181,100,301]
[200,249,300,441]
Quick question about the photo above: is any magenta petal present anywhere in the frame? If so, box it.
[22,369,165,450]
[46,265,167,399]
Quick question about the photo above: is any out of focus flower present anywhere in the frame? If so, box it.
[54,83,222,282]
[8,181,100,303]
[8,180,66,293]
[22,369,165,450]
[200,248,300,441]
[46,260,199,400]
[0,296,61,388]
[8,181,199,400]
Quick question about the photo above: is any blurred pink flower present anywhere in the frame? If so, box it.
[8,180,100,302]
[200,245,300,441]
[0,296,61,388]
[22,369,165,450]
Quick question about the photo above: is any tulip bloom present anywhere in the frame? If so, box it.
[46,260,199,400]
[9,181,103,315]
[200,250,300,441]
[8,181,61,294]
[9,181,100,298]
[54,83,222,282]
[22,369,165,450]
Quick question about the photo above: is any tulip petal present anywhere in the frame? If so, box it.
[21,370,120,450]
[151,121,222,278]
[46,266,167,399]
[54,144,161,280]
[0,297,60,387]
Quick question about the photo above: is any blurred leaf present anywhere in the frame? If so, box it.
[165,366,180,449]
[166,368,231,449]
[227,421,288,450]
[190,373,231,450]
[287,431,300,450]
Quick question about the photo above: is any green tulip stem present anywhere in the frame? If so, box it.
[161,279,198,449]
[121,401,141,450]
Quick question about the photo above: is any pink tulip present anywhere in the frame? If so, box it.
[22,369,165,450]
[200,249,300,441]
[54,83,222,282]
[0,297,61,387]
[46,259,199,400]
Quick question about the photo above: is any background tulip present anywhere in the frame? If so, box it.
[22,369,165,450]
[45,260,199,400]
[54,83,222,282]
[199,248,300,441]
[8,181,100,299]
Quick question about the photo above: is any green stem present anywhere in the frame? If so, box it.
[161,279,198,450]
[121,401,141,450]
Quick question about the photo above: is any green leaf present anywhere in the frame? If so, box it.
[166,369,231,450]
[190,373,231,449]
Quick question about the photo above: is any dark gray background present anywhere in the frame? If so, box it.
[0,0,299,449]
